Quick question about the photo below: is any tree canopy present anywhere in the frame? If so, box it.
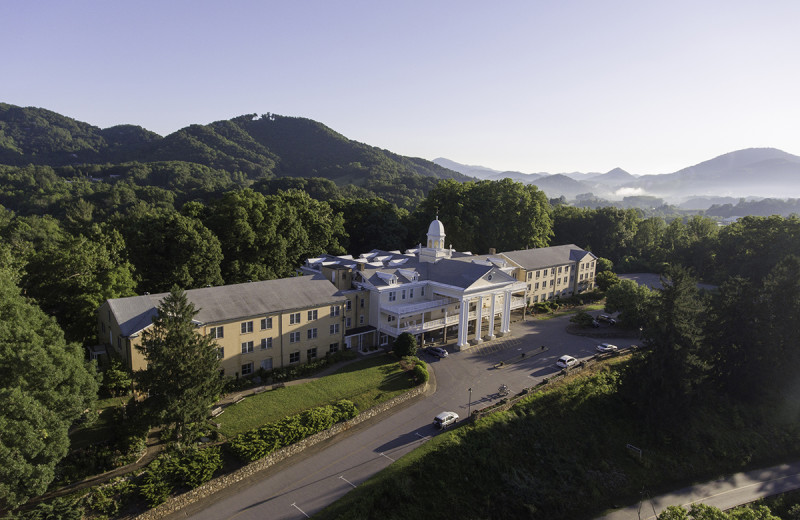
[0,267,98,509]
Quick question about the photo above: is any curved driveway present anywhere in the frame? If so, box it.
[176,315,638,520]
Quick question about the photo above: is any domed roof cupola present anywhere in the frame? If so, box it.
[420,213,452,263]
[427,215,446,249]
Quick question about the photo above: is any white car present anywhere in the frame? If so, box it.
[433,411,459,429]
[556,355,578,369]
[596,343,619,353]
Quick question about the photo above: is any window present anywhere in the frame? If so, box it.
[290,331,300,343]
[346,300,352,311]
[550,280,554,287]
[260,317,272,330]
[564,265,570,273]
[242,362,254,376]
[388,292,396,302]
[290,352,300,363]
[241,341,254,354]
[527,271,532,280]
[360,298,365,308]
[330,323,340,334]
[329,342,339,353]
[241,321,253,334]
[261,337,272,350]
[307,347,317,360]
[421,286,425,296]
[401,289,406,300]
[534,295,539,303]
[359,315,364,325]
[536,270,541,278]
[308,309,318,321]
[290,312,301,325]
[409,288,414,299]
[387,315,396,323]
[330,305,340,317]
[216,347,224,359]
[380,333,388,346]
[551,268,555,275]
[534,282,539,290]
[345,317,352,328]
[260,358,273,371]
[308,327,318,339]
[580,273,584,280]
[558,266,562,273]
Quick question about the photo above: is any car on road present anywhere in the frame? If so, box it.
[426,346,448,358]
[598,314,617,325]
[556,355,578,369]
[596,343,618,353]
[433,411,459,429]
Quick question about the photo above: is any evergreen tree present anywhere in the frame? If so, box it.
[136,286,223,443]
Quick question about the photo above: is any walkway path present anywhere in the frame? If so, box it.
[597,461,800,519]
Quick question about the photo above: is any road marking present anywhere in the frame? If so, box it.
[380,452,395,462]
[339,475,357,488]
[415,432,429,440]
[290,502,310,518]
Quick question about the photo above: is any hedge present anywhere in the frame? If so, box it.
[228,400,358,462]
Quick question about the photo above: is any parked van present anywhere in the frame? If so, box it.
[433,411,459,429]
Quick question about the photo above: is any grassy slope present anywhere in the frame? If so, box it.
[316,357,800,520]
[217,354,411,438]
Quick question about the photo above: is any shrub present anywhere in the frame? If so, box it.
[413,364,429,384]
[137,446,222,507]
[393,332,418,358]
[83,477,136,517]
[228,400,359,462]
[570,311,595,327]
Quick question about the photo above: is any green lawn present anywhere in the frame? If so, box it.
[532,301,605,321]
[217,354,412,438]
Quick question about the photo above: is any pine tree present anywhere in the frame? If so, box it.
[136,286,223,443]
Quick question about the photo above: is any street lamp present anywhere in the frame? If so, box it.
[468,387,472,418]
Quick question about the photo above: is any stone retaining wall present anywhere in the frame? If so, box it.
[136,382,428,520]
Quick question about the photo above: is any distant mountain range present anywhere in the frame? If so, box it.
[2,102,798,210]
[0,103,469,185]
[435,148,800,206]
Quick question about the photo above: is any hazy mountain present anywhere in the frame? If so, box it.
[437,148,800,205]
[0,103,469,186]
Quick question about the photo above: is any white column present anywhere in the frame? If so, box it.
[501,290,512,333]
[474,295,483,344]
[487,293,496,340]
[457,299,469,348]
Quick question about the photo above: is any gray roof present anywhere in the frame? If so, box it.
[501,244,595,270]
[108,275,344,336]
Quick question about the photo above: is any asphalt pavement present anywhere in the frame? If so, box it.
[597,461,800,519]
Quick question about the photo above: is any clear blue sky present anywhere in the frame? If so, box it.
[3,1,799,175]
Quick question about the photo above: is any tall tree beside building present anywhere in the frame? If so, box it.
[0,265,98,509]
[135,286,224,443]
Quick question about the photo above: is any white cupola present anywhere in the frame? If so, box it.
[419,215,452,263]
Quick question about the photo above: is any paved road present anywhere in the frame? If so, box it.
[597,461,800,519]
[177,314,637,520]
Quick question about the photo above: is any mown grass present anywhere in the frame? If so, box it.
[532,301,605,321]
[217,354,411,438]
[316,357,800,520]
[69,395,131,449]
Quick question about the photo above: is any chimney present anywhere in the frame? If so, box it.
[489,248,496,255]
